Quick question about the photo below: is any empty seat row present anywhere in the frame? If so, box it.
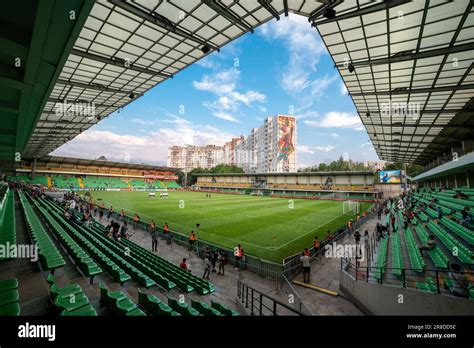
[403,228,425,272]
[391,232,403,276]
[0,278,20,315]
[99,282,146,316]
[414,225,449,269]
[427,221,473,265]
[19,193,65,271]
[38,198,137,284]
[47,275,97,316]
[32,199,103,281]
[137,289,180,316]
[440,217,474,245]
[374,238,388,280]
[0,189,16,261]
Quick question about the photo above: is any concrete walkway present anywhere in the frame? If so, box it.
[291,216,381,315]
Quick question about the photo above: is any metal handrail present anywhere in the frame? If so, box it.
[237,280,305,316]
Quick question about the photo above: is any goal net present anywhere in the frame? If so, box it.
[343,200,360,215]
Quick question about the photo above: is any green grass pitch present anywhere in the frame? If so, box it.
[82,190,371,263]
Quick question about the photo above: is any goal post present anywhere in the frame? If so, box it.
[343,200,360,215]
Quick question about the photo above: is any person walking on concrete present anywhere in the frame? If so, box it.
[202,254,211,280]
[300,251,311,284]
[217,251,226,275]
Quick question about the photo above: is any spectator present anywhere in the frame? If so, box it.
[120,221,129,239]
[217,251,226,275]
[106,220,120,239]
[347,220,353,233]
[210,250,218,273]
[188,230,196,251]
[150,221,158,252]
[234,244,243,270]
[107,206,113,220]
[326,230,334,243]
[133,214,140,230]
[460,207,472,227]
[300,251,310,284]
[363,230,369,249]
[312,236,320,255]
[119,209,125,221]
[202,255,211,280]
[303,247,310,257]
[418,235,436,252]
[436,206,443,220]
[163,222,171,245]
[447,263,470,298]
[180,258,191,272]
[354,230,361,245]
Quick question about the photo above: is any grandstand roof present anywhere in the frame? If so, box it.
[2,1,472,166]
[412,151,474,182]
[30,155,180,172]
[314,0,474,164]
[192,171,374,177]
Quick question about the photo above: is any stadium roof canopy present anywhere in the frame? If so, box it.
[1,0,472,166]
[29,155,180,172]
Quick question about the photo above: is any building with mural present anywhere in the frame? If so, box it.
[168,115,297,173]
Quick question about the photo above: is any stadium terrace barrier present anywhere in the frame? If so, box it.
[343,261,474,300]
[72,196,375,281]
[277,274,313,315]
[237,279,305,316]
[281,211,376,280]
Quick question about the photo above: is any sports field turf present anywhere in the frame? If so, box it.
[83,191,371,263]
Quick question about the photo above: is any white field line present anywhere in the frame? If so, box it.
[94,194,346,252]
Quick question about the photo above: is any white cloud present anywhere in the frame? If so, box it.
[259,14,328,97]
[160,114,192,126]
[193,68,239,95]
[193,68,266,122]
[52,120,236,165]
[331,133,339,137]
[131,118,154,126]
[213,112,240,123]
[298,145,315,154]
[304,112,364,130]
[298,144,335,154]
[340,82,348,95]
[315,145,335,153]
[259,106,267,113]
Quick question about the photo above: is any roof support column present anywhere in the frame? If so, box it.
[31,158,37,179]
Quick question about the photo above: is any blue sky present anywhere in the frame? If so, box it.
[53,14,379,167]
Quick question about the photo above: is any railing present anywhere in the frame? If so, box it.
[67,196,376,282]
[277,274,313,315]
[237,280,305,316]
[343,261,473,299]
[282,210,377,279]
[73,196,284,279]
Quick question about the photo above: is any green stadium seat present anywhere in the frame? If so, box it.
[0,278,18,293]
[50,283,83,300]
[211,300,239,316]
[54,293,90,312]
[0,302,21,315]
[60,305,97,316]
[137,288,162,314]
[0,289,19,307]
